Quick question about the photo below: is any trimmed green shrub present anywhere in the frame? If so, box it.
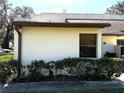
[20,58,124,82]
[0,60,21,84]
[98,58,124,79]
[54,58,93,69]
[76,60,99,80]
[76,58,124,80]
[26,60,49,82]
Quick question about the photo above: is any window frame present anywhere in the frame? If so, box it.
[79,34,97,58]
[117,39,124,46]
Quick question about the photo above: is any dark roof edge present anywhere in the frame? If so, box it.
[12,21,111,28]
[66,18,124,21]
[102,34,124,36]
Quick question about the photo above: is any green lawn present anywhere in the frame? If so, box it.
[0,54,13,62]
[14,88,124,93]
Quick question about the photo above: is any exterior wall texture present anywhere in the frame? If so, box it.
[102,36,124,56]
[14,27,102,65]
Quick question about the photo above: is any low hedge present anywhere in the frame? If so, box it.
[1,57,124,83]
[76,58,124,80]
[22,58,124,82]
[53,58,94,69]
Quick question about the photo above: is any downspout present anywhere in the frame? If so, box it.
[15,26,22,62]
[15,26,22,78]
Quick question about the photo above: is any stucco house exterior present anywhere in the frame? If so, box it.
[13,13,124,65]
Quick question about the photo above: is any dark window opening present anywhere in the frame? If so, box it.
[80,34,96,57]
[117,40,124,45]
[121,47,124,55]
[117,40,124,55]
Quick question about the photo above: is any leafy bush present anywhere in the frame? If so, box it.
[26,60,49,82]
[0,60,21,84]
[54,58,92,69]
[19,58,124,82]
[98,58,124,79]
[76,60,99,80]
[24,58,124,81]
[76,58,124,80]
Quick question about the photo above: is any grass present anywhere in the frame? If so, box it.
[0,53,13,62]
[14,88,124,93]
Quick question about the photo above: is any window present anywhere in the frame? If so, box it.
[117,39,124,55]
[117,40,124,45]
[80,34,96,57]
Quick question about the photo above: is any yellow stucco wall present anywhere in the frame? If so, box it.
[14,27,102,65]
[117,36,124,40]
[102,36,124,56]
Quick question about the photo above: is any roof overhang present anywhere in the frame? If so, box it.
[102,34,124,36]
[66,18,124,22]
[12,21,111,28]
